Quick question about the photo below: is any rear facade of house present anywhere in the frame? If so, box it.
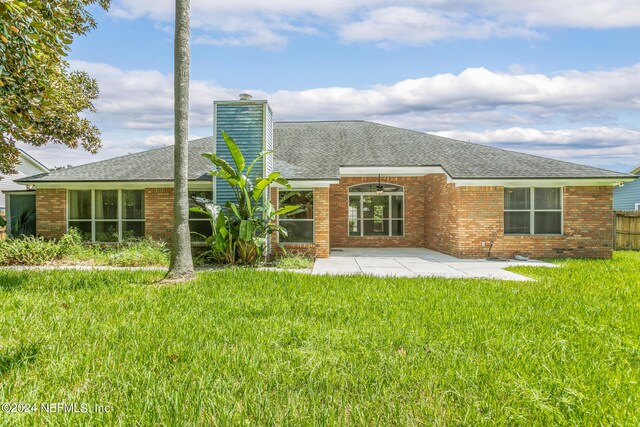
[18,98,637,259]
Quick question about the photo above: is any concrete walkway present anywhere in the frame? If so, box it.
[312,248,557,281]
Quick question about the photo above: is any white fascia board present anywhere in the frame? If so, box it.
[28,181,213,190]
[271,180,339,189]
[339,166,449,177]
[452,177,637,187]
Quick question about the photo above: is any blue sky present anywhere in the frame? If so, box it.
[22,0,640,172]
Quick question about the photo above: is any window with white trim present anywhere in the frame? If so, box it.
[504,187,562,235]
[635,203,640,211]
[68,189,145,242]
[278,189,314,243]
[348,183,404,237]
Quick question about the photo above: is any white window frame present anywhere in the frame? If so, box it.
[67,189,145,242]
[348,184,405,237]
[277,188,314,244]
[504,187,563,236]
[635,203,640,211]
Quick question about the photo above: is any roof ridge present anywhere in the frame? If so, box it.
[368,121,627,175]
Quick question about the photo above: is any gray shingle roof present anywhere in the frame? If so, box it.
[19,122,633,183]
[274,121,633,180]
[19,137,215,182]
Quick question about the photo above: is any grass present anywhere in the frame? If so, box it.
[0,252,638,425]
[271,254,315,270]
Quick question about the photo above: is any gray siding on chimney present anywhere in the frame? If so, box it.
[213,101,269,208]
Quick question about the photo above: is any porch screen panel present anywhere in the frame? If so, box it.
[189,190,214,242]
[95,190,118,242]
[68,190,92,240]
[348,184,404,237]
[348,196,361,236]
[122,190,145,240]
[279,190,314,243]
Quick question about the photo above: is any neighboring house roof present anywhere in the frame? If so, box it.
[18,149,49,172]
[18,122,634,183]
[1,150,48,209]
[631,165,640,175]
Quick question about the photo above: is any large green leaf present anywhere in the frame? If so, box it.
[211,170,239,187]
[275,205,301,216]
[202,153,238,180]
[246,150,272,176]
[221,130,245,173]
[274,177,291,188]
[226,202,241,220]
[239,220,254,241]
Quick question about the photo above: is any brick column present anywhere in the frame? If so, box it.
[36,188,67,239]
[145,188,174,242]
[313,187,330,258]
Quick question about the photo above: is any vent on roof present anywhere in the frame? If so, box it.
[239,93,253,101]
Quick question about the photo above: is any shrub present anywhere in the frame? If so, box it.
[0,236,61,265]
[0,230,169,267]
[106,239,169,267]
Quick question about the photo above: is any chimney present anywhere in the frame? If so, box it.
[213,95,273,207]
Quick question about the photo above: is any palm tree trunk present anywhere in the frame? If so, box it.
[166,0,195,280]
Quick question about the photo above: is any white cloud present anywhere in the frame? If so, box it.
[110,0,640,48]
[339,7,539,46]
[73,60,640,126]
[58,60,640,171]
[434,127,640,167]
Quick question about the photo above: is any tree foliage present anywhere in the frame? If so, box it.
[0,0,109,175]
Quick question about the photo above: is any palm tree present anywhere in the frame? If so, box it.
[165,0,195,281]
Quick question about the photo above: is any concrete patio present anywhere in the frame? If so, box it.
[312,248,557,281]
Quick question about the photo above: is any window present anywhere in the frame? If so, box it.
[68,190,145,242]
[189,190,213,241]
[278,190,314,243]
[348,183,403,237]
[635,203,640,211]
[504,187,562,235]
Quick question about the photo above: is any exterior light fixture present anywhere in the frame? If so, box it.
[376,174,384,194]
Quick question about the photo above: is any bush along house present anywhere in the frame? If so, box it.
[18,96,637,259]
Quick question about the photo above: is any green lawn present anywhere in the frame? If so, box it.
[1,253,639,425]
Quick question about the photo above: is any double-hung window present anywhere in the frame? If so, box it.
[504,187,562,235]
[278,190,314,243]
[68,189,145,242]
[348,183,404,237]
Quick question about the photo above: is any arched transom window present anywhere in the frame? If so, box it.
[348,183,404,237]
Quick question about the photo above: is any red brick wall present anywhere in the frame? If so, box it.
[424,174,459,255]
[328,175,613,259]
[36,189,66,239]
[454,185,614,259]
[33,182,613,259]
[329,176,427,248]
[145,188,173,242]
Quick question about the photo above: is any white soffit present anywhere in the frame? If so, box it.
[339,166,448,177]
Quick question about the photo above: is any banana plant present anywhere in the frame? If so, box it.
[194,131,301,264]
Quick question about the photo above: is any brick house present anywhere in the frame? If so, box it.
[18,97,637,259]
